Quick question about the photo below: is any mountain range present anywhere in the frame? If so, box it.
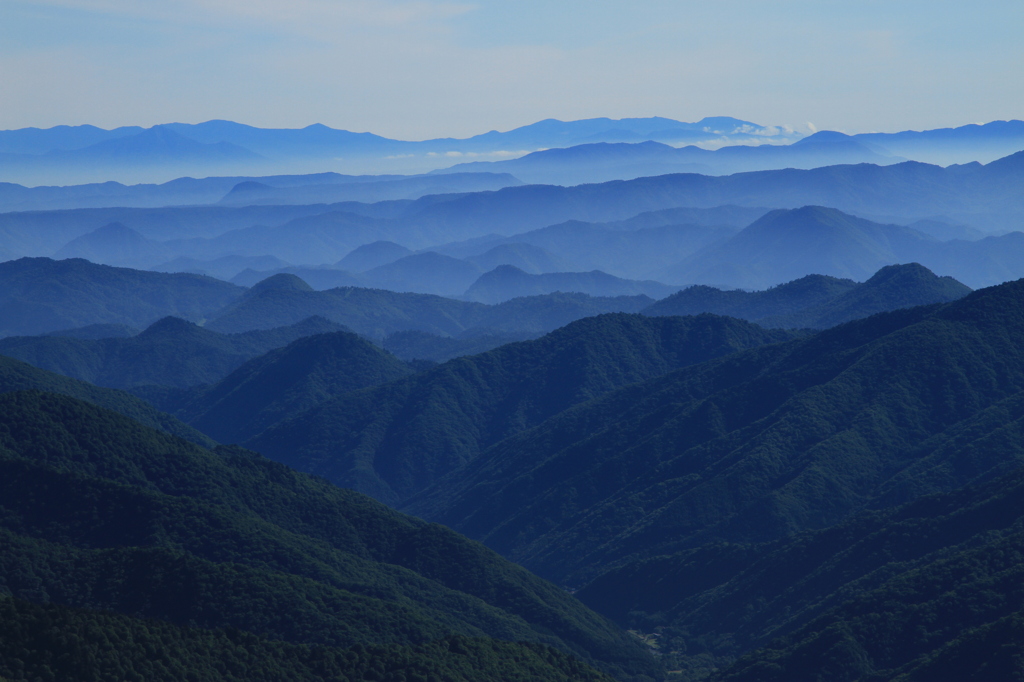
[0,388,656,680]
[0,249,1020,680]
[440,131,904,184]
[3,117,1022,187]
[0,315,347,389]
[644,262,971,328]
[0,116,798,184]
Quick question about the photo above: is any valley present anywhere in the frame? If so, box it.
[0,115,1022,682]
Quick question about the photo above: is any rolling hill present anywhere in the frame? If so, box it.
[244,313,798,504]
[643,263,972,328]
[0,315,346,389]
[0,257,244,337]
[0,389,656,679]
[403,278,1024,589]
[466,266,681,304]
[178,330,415,444]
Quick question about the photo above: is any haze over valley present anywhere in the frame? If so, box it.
[3,0,1024,679]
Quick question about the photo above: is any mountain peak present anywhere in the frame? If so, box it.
[250,273,314,293]
[135,315,205,339]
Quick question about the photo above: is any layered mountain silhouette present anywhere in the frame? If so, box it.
[442,131,902,184]
[54,222,171,268]
[336,240,413,271]
[466,265,681,304]
[654,205,1024,289]
[0,257,243,337]
[205,274,656,338]
[244,313,798,504]
[467,242,570,274]
[0,315,346,389]
[402,278,1024,585]
[643,263,971,328]
[360,252,485,297]
[176,331,414,443]
[152,253,290,280]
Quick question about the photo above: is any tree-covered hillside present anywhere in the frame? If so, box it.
[404,278,1024,589]
[245,313,798,504]
[0,390,657,680]
[578,452,1024,679]
[0,352,213,446]
[0,315,345,389]
[643,263,971,329]
[0,257,243,336]
[206,275,655,338]
[177,330,415,443]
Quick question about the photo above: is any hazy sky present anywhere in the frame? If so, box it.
[2,0,1021,138]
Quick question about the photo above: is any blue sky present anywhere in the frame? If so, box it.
[1,0,1021,138]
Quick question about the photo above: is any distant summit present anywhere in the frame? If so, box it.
[250,273,314,293]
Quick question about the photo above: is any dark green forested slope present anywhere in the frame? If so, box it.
[0,597,614,682]
[405,279,1024,589]
[0,315,345,389]
[246,313,797,504]
[642,263,971,329]
[206,274,654,338]
[0,353,213,446]
[0,390,656,680]
[384,329,536,363]
[0,257,244,337]
[642,273,858,323]
[578,450,1024,680]
[205,277,488,336]
[760,262,972,328]
[177,330,415,443]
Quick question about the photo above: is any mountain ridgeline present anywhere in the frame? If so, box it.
[643,262,972,329]
[396,277,1024,679]
[2,118,1024,682]
[0,315,347,389]
[0,389,656,680]
[245,313,799,504]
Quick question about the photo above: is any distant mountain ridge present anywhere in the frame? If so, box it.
[643,262,972,328]
[440,131,904,184]
[0,315,347,389]
[0,116,800,184]
[4,117,1022,186]
[245,313,798,504]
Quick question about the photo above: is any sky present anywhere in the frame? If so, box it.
[1,0,1022,139]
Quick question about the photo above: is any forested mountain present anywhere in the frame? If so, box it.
[374,277,1024,679]
[0,316,345,389]
[176,331,415,443]
[359,251,485,297]
[0,353,213,446]
[384,329,535,363]
[643,263,972,328]
[404,279,1024,589]
[476,219,740,280]
[0,257,243,337]
[245,314,797,504]
[336,239,413,271]
[0,390,657,680]
[206,275,655,338]
[657,206,934,288]
[653,205,1024,289]
[579,459,1024,681]
[466,266,681,304]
